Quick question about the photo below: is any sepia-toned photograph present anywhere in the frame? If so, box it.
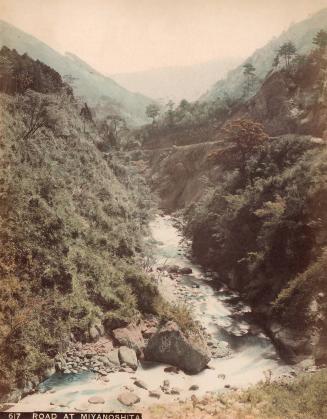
[0,0,327,417]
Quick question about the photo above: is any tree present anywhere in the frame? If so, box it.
[98,114,126,149]
[313,29,327,50]
[80,102,93,132]
[18,90,57,142]
[165,99,175,127]
[210,119,268,184]
[146,103,160,123]
[243,63,256,95]
[0,56,13,93]
[275,41,297,68]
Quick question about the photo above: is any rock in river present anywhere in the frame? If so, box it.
[179,267,193,275]
[144,321,210,374]
[88,396,105,404]
[134,379,148,390]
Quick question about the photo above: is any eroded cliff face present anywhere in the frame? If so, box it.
[229,51,327,138]
[145,141,222,212]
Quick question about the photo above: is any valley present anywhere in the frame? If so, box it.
[8,215,293,413]
[1,5,327,419]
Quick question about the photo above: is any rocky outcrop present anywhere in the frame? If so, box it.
[144,321,210,373]
[112,323,145,355]
[118,346,138,370]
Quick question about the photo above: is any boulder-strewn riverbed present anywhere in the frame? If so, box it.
[8,215,297,413]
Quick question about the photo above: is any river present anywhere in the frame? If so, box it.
[10,214,292,413]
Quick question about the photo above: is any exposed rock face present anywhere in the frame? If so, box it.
[270,323,313,363]
[118,346,138,370]
[144,321,210,373]
[112,324,145,355]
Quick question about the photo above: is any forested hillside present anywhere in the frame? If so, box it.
[0,48,162,398]
[142,31,327,365]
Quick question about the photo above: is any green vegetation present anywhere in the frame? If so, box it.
[186,127,327,340]
[0,49,162,397]
[274,41,297,68]
[313,29,327,50]
[238,369,327,418]
[243,62,256,96]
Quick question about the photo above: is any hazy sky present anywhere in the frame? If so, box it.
[0,0,326,74]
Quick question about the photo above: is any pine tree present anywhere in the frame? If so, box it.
[313,29,327,50]
[275,41,297,67]
[243,63,256,95]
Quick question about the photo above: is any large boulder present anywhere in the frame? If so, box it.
[270,322,312,362]
[144,321,210,374]
[118,346,138,370]
[112,324,145,356]
[107,349,120,366]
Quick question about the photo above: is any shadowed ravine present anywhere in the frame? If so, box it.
[9,214,294,413]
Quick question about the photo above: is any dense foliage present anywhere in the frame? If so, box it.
[185,129,327,352]
[0,83,159,395]
[0,46,70,95]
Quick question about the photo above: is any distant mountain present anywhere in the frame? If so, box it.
[201,8,327,102]
[110,58,242,103]
[0,20,154,125]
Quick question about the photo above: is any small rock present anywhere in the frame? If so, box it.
[88,396,105,404]
[179,267,193,275]
[149,390,161,399]
[163,380,170,388]
[134,380,148,390]
[171,387,181,395]
[218,374,226,380]
[117,392,140,407]
[189,384,199,391]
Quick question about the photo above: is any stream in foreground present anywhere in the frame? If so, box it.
[10,215,292,412]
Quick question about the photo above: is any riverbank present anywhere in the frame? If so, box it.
[143,367,327,419]
[5,215,297,413]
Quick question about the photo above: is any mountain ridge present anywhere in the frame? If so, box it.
[0,20,155,125]
[201,7,327,102]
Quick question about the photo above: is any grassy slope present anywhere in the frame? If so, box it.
[0,90,158,395]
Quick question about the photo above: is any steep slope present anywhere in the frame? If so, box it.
[111,57,242,102]
[0,50,161,399]
[0,20,154,125]
[144,45,327,365]
[201,8,327,102]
